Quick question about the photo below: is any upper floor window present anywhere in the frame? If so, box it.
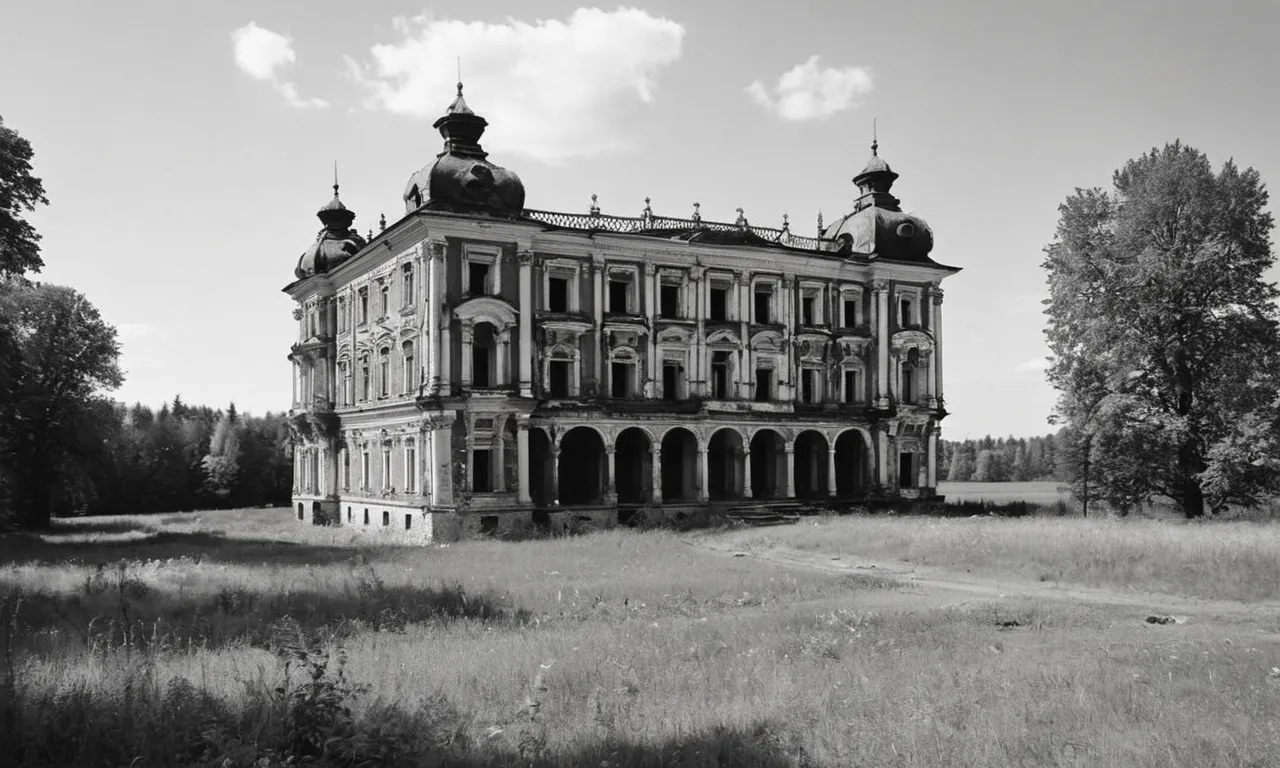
[402,340,416,394]
[608,272,634,314]
[754,367,773,402]
[659,272,683,319]
[709,281,730,322]
[610,359,636,397]
[380,283,390,318]
[378,347,390,398]
[842,290,862,328]
[548,276,569,312]
[898,292,920,327]
[358,288,369,325]
[800,284,824,327]
[337,297,348,333]
[800,368,821,404]
[843,369,861,404]
[753,282,775,325]
[548,359,572,397]
[661,358,686,400]
[404,439,416,494]
[465,247,499,297]
[360,355,371,401]
[711,351,730,399]
[402,263,415,307]
[543,261,579,313]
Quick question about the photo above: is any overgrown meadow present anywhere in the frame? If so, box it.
[2,509,1279,767]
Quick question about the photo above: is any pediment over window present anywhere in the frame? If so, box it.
[891,329,934,351]
[706,328,740,346]
[455,296,518,329]
[658,327,693,345]
[750,329,783,352]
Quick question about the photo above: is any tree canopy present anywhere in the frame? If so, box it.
[1043,141,1280,517]
[0,115,48,278]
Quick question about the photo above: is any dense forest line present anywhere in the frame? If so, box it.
[939,431,1071,483]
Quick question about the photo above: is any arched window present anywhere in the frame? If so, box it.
[360,355,371,401]
[402,340,416,394]
[378,347,390,397]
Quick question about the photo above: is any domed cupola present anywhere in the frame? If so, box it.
[402,82,526,216]
[823,139,934,262]
[294,180,367,279]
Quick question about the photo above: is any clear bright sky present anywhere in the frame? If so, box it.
[4,0,1278,440]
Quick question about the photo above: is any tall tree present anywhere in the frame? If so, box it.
[1043,142,1280,517]
[0,115,49,278]
[0,282,122,526]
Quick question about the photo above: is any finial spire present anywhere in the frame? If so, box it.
[871,118,878,156]
[333,160,340,197]
[456,57,463,96]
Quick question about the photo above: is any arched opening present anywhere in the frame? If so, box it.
[296,503,304,521]
[472,322,498,388]
[708,429,744,500]
[558,427,605,505]
[311,501,322,524]
[749,429,786,499]
[528,428,553,507]
[794,430,829,499]
[661,427,698,502]
[835,430,870,498]
[615,428,652,503]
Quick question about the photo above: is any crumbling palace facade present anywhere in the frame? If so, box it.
[285,85,959,541]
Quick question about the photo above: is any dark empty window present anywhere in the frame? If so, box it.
[710,286,728,322]
[472,344,490,388]
[469,262,490,295]
[660,284,679,318]
[609,280,629,313]
[844,370,859,404]
[843,299,858,328]
[902,367,915,404]
[382,510,389,526]
[363,508,369,525]
[802,296,816,326]
[663,362,680,400]
[358,288,369,323]
[900,453,916,488]
[711,351,729,399]
[754,287,771,324]
[472,450,492,492]
[405,513,413,531]
[755,368,772,402]
[900,298,911,326]
[549,277,569,312]
[802,369,816,403]
[611,362,631,397]
[549,360,571,397]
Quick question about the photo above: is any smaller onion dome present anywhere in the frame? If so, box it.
[295,182,367,279]
[822,140,934,262]
[402,82,525,216]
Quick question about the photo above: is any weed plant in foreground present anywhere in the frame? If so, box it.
[1,508,1279,766]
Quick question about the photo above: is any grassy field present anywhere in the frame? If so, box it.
[938,480,1071,505]
[3,509,1279,767]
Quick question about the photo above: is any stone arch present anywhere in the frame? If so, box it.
[454,295,518,327]
[707,427,745,501]
[834,429,871,498]
[558,426,606,505]
[660,427,699,502]
[794,430,829,499]
[749,428,786,499]
[615,427,653,504]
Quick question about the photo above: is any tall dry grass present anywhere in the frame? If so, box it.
[2,508,1279,766]
[738,514,1280,602]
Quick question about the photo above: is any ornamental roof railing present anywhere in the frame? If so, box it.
[522,207,827,252]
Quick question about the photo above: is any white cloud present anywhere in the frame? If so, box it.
[746,55,872,121]
[231,22,329,109]
[347,8,685,163]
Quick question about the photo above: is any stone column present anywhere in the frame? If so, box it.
[784,444,796,499]
[874,280,890,407]
[693,270,705,397]
[650,446,663,504]
[516,419,531,504]
[550,446,561,505]
[644,265,657,397]
[494,426,506,493]
[742,446,753,499]
[877,425,891,488]
[927,426,939,489]
[498,326,511,388]
[592,260,604,392]
[518,250,533,397]
[427,242,443,395]
[433,423,454,506]
[604,445,617,503]
[827,440,837,497]
[697,447,709,502]
[931,286,945,407]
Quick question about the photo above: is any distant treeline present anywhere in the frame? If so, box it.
[940,432,1070,483]
[58,397,292,518]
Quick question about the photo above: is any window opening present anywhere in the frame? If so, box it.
[802,296,816,326]
[608,279,629,313]
[900,298,912,326]
[549,277,569,312]
[710,286,728,322]
[711,351,730,399]
[469,262,490,295]
[611,361,631,397]
[843,299,858,328]
[549,360,571,397]
[405,514,413,531]
[402,263,414,307]
[662,362,680,400]
[754,285,772,324]
[660,284,679,319]
[801,369,816,403]
[899,452,916,488]
[755,368,772,402]
[844,370,859,404]
[472,450,492,492]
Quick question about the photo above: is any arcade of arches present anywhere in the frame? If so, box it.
[524,424,876,506]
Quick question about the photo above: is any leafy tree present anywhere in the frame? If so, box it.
[1043,142,1280,517]
[0,282,122,527]
[202,412,242,501]
[0,115,49,278]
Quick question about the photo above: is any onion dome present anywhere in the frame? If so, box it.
[822,139,933,262]
[402,82,525,216]
[294,182,367,279]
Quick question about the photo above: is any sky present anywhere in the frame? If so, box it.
[3,0,1279,440]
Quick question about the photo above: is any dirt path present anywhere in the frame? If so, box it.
[692,529,1280,625]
